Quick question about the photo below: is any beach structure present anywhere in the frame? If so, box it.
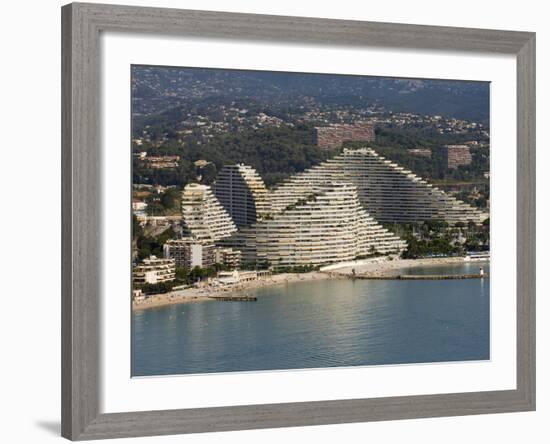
[213,164,271,227]
[216,270,267,285]
[225,181,406,268]
[133,255,176,285]
[313,122,375,149]
[132,289,145,302]
[269,148,485,225]
[216,270,241,285]
[180,183,237,242]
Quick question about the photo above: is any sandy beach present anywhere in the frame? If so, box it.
[133,256,489,310]
[132,271,338,310]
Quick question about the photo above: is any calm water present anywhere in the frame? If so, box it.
[132,263,489,376]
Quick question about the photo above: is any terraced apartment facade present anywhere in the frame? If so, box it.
[180,183,237,243]
[177,147,484,268]
[224,181,406,267]
[270,148,486,225]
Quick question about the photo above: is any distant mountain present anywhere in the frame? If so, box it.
[132,65,489,123]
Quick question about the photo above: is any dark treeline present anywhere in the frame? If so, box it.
[343,127,490,182]
[133,125,338,188]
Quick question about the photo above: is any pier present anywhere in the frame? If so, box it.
[355,274,488,280]
[208,295,258,302]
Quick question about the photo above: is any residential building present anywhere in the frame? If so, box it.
[213,164,271,227]
[180,183,237,242]
[226,181,406,267]
[132,200,148,216]
[213,247,242,269]
[408,148,432,158]
[313,122,375,149]
[139,154,180,169]
[444,144,472,169]
[269,148,485,225]
[133,256,176,285]
[163,238,215,269]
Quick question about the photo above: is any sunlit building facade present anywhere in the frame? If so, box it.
[133,256,176,285]
[270,148,485,225]
[226,181,406,267]
[180,183,237,242]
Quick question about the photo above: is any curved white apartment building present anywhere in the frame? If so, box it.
[227,181,406,267]
[213,164,271,227]
[180,183,237,242]
[270,148,486,225]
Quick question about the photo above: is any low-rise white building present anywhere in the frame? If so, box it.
[133,256,176,285]
[216,270,259,285]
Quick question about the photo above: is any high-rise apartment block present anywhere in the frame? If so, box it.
[180,183,237,242]
[157,147,486,271]
[444,145,472,169]
[270,148,485,225]
[226,181,406,267]
[313,122,375,149]
[213,164,270,227]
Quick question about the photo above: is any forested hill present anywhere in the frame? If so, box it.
[132,66,490,125]
[133,125,338,188]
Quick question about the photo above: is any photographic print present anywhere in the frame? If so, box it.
[131,66,490,377]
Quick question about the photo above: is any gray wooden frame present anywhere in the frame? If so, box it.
[61,2,536,440]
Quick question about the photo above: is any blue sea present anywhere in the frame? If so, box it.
[132,262,489,376]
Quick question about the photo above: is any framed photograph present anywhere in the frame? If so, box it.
[61,2,535,440]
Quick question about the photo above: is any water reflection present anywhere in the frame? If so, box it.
[132,263,490,376]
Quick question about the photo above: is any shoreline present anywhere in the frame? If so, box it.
[132,271,340,310]
[331,256,488,277]
[132,256,489,310]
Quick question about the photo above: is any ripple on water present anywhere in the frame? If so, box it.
[132,263,490,376]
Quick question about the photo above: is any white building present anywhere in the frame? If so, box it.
[269,147,485,225]
[132,201,148,216]
[226,181,406,268]
[133,256,176,285]
[216,270,259,285]
[180,183,237,242]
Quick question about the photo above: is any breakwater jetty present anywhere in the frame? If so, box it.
[354,274,487,281]
[208,295,257,301]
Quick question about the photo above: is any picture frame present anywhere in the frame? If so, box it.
[61,2,536,440]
